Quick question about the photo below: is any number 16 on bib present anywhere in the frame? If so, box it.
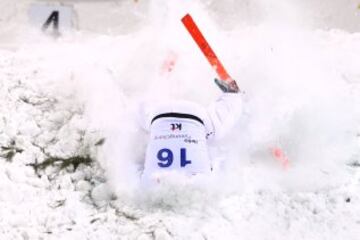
[157,148,192,168]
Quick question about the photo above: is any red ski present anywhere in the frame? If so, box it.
[182,14,232,82]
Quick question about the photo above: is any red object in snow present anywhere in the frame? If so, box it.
[271,147,290,170]
[181,13,231,82]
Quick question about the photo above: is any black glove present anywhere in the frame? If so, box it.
[214,78,240,93]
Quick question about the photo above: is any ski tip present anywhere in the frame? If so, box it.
[181,13,191,22]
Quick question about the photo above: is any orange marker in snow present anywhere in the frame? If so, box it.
[271,147,290,170]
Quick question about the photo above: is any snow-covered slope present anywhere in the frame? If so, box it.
[1,1,360,239]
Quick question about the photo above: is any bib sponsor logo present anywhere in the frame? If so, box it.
[184,138,198,144]
[154,134,189,140]
[171,123,182,131]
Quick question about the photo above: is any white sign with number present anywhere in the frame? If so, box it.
[28,3,75,34]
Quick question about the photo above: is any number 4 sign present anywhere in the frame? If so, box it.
[28,3,75,37]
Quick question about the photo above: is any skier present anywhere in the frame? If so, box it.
[139,79,242,183]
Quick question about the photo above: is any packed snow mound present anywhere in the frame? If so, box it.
[1,0,360,239]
